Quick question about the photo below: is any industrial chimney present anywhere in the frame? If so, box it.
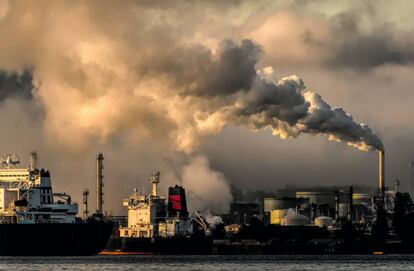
[96,153,104,214]
[83,188,89,220]
[379,151,385,195]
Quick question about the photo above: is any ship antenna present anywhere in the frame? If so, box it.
[30,150,37,170]
[149,171,160,197]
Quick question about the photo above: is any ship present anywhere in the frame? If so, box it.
[0,152,113,256]
[106,172,213,254]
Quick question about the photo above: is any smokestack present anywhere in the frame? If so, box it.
[379,151,385,195]
[83,188,89,220]
[96,153,104,214]
[30,151,37,170]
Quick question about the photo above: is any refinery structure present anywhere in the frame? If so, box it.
[103,149,414,254]
[261,151,392,228]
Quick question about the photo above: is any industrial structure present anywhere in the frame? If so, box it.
[96,153,104,215]
[83,188,89,220]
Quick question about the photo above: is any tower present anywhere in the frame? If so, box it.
[96,153,104,214]
[149,171,160,197]
[83,188,89,220]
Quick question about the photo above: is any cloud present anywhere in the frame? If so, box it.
[0,70,33,102]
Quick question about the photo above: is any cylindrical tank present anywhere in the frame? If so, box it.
[315,216,334,227]
[264,197,297,212]
[270,209,288,224]
[281,212,309,226]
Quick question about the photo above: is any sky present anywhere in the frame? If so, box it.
[0,0,413,214]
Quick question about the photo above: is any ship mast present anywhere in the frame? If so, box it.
[149,171,160,197]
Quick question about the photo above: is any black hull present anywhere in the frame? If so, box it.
[0,222,113,256]
[107,236,213,254]
[106,236,414,255]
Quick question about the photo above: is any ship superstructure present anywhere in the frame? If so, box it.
[119,171,193,238]
[0,153,77,224]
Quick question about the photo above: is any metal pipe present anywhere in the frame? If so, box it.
[379,151,385,195]
[96,153,104,214]
[83,188,89,220]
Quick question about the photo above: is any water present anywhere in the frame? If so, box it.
[0,255,414,271]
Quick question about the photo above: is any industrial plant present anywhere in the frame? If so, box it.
[100,149,414,254]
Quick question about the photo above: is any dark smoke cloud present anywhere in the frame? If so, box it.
[325,13,414,70]
[0,70,33,102]
[142,40,262,97]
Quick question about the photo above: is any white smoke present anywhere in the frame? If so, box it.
[181,155,232,213]
[204,211,224,228]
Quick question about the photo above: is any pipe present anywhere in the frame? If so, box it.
[96,153,104,214]
[83,188,89,220]
[379,151,385,195]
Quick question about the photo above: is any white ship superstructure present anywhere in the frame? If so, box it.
[120,172,192,238]
[0,153,78,224]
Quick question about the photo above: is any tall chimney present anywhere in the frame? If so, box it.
[96,153,104,214]
[83,188,89,220]
[379,151,385,195]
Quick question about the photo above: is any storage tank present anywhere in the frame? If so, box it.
[315,216,334,228]
[281,211,309,226]
[270,209,288,225]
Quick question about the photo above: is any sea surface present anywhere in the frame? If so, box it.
[1,255,414,271]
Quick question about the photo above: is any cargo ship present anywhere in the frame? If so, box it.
[106,172,212,254]
[0,152,113,256]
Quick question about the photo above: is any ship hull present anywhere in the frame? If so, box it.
[0,222,113,256]
[106,236,213,254]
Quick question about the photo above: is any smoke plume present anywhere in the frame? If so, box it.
[181,155,232,213]
[0,1,383,154]
[0,1,392,212]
